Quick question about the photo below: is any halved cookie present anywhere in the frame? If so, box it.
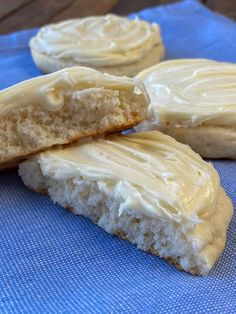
[0,66,149,170]
[135,59,236,159]
[30,14,164,76]
[19,131,233,275]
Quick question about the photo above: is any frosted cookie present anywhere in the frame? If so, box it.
[30,14,164,76]
[135,59,236,159]
[19,131,233,275]
[0,66,148,170]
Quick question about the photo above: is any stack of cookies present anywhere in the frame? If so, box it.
[1,14,234,275]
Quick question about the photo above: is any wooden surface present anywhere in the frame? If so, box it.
[0,0,235,34]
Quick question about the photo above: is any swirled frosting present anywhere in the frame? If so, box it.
[136,59,236,129]
[38,131,220,223]
[30,14,163,66]
[0,66,148,117]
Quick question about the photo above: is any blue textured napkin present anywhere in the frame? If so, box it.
[0,0,236,313]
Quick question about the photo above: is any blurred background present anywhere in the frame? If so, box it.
[0,0,235,34]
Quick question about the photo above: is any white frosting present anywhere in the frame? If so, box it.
[30,14,163,66]
[0,66,148,117]
[37,131,220,223]
[136,59,236,129]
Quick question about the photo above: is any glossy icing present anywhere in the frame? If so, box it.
[30,14,163,66]
[37,131,220,223]
[136,59,236,130]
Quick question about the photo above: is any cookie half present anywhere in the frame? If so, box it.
[19,131,233,275]
[0,66,149,169]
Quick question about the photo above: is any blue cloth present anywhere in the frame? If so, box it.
[0,0,236,313]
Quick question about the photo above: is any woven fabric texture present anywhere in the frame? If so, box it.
[0,0,236,313]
